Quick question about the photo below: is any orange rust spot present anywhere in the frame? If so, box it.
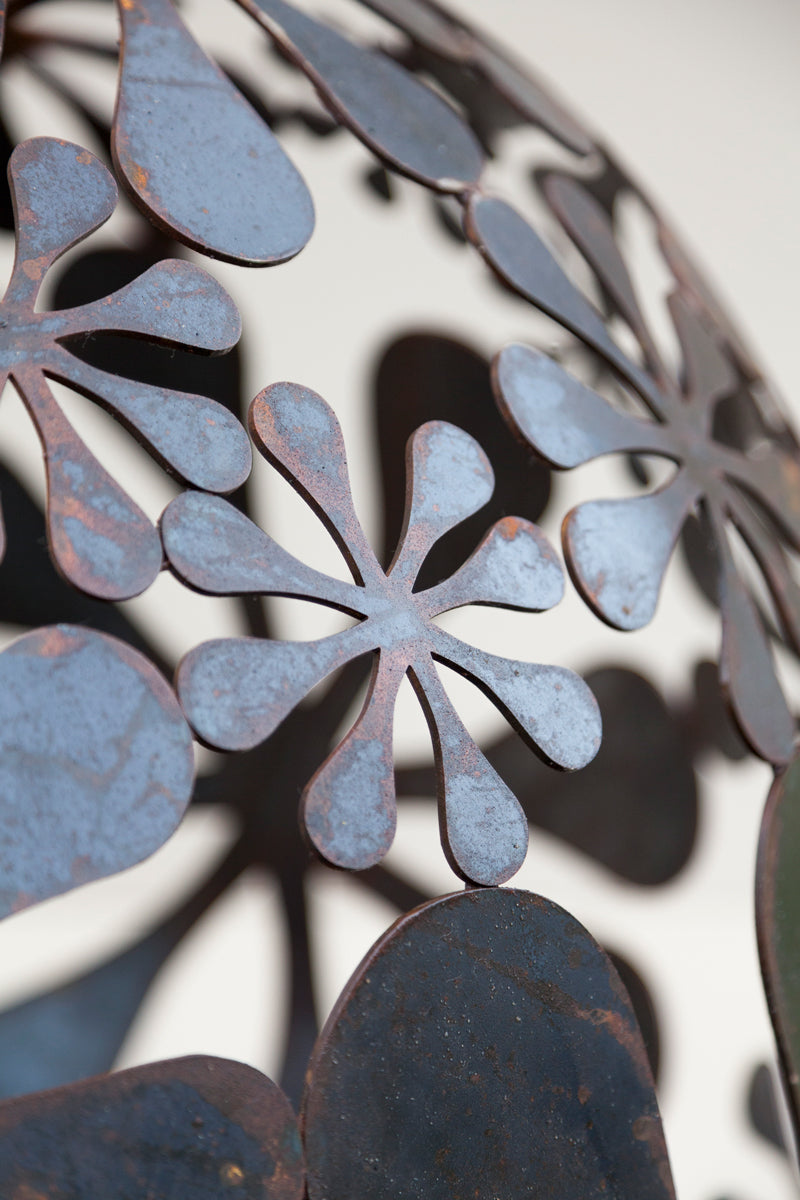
[14,1184,50,1200]
[578,1084,591,1105]
[35,626,73,657]
[129,162,150,192]
[21,255,48,282]
[220,1162,245,1187]
[75,150,93,165]
[499,515,523,538]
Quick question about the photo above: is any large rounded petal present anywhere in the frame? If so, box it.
[114,0,314,265]
[0,626,193,919]
[304,889,675,1200]
[238,0,484,191]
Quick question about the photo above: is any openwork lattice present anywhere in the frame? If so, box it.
[0,0,796,1194]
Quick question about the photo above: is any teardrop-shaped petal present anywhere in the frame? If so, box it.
[0,1056,304,1200]
[0,625,193,919]
[543,172,654,354]
[53,355,251,493]
[757,756,800,1142]
[431,628,602,771]
[250,381,380,584]
[564,470,701,630]
[238,0,484,190]
[114,0,314,265]
[19,370,161,599]
[494,343,671,468]
[304,889,674,1200]
[303,652,404,870]
[715,520,795,765]
[162,491,364,612]
[390,421,494,584]
[412,658,528,885]
[177,625,374,751]
[7,139,116,306]
[421,516,563,615]
[465,192,641,377]
[60,260,241,351]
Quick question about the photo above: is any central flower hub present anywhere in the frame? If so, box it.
[366,574,430,655]
[667,406,728,502]
[0,308,54,371]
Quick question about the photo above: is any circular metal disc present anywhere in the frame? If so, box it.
[303,887,674,1199]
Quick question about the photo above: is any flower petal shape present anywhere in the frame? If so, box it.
[564,470,701,631]
[0,137,248,598]
[114,0,314,266]
[0,1056,304,1200]
[251,381,381,584]
[237,0,484,191]
[421,516,564,615]
[7,139,117,305]
[494,343,672,468]
[431,627,601,770]
[304,888,675,1200]
[21,371,162,600]
[54,356,251,494]
[178,627,375,751]
[61,259,241,351]
[162,491,362,611]
[413,657,527,884]
[543,172,660,364]
[302,653,404,870]
[465,193,643,387]
[0,625,194,918]
[390,421,494,581]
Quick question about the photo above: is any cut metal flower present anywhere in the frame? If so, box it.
[162,382,601,886]
[2,137,249,600]
[487,171,800,766]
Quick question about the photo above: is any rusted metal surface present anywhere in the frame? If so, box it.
[303,887,675,1200]
[757,755,800,1146]
[114,0,315,266]
[398,665,698,885]
[2,136,248,599]
[0,624,194,919]
[235,0,485,191]
[490,171,800,764]
[163,382,600,885]
[0,1056,304,1200]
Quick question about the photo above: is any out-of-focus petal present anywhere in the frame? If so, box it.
[495,343,671,467]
